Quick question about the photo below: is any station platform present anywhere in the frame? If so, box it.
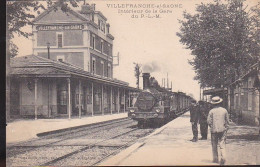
[6,113,127,145]
[100,112,260,166]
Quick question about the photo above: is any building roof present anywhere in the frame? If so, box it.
[229,62,259,87]
[33,4,107,24]
[10,55,140,91]
[94,11,107,21]
[32,4,114,40]
[203,88,228,95]
[11,67,68,75]
[32,5,88,23]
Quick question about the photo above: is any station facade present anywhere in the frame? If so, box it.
[9,4,140,119]
[32,3,113,77]
[203,63,260,126]
[228,63,260,126]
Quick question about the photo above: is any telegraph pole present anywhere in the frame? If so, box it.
[134,62,142,89]
[167,73,169,89]
[200,85,202,101]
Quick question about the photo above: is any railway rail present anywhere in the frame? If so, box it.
[42,128,141,166]
[7,118,155,166]
[7,117,132,157]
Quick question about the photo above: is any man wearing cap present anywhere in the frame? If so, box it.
[190,100,199,142]
[207,96,230,165]
[199,100,209,140]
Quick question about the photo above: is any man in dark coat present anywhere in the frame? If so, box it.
[190,100,199,142]
[199,100,209,140]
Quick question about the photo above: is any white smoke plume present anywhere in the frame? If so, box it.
[142,61,161,73]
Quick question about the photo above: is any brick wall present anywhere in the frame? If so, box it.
[37,31,56,46]
[95,35,101,51]
[64,30,83,46]
[90,32,112,56]
[37,30,83,47]
[90,53,111,76]
[38,52,84,69]
[103,42,109,55]
[19,79,58,117]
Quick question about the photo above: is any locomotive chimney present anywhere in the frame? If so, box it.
[143,73,150,89]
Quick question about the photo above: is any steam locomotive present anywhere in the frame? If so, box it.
[128,73,194,127]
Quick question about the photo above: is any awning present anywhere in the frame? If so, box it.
[203,88,227,95]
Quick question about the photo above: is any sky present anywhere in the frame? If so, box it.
[11,0,258,101]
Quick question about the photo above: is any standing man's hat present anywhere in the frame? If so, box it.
[210,96,223,104]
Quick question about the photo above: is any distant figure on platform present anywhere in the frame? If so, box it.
[257,115,260,136]
[190,100,199,142]
[199,100,209,140]
[207,96,230,165]
[259,116,260,136]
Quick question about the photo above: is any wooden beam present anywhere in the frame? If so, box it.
[34,78,38,120]
[47,79,51,118]
[118,88,120,113]
[128,91,131,107]
[124,89,126,112]
[79,80,82,119]
[92,82,94,116]
[102,84,104,115]
[111,86,113,114]
[67,78,71,119]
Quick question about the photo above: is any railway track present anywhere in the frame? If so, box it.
[90,131,149,166]
[7,118,155,166]
[44,128,153,166]
[41,128,140,166]
[7,117,133,157]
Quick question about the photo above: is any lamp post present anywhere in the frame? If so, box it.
[47,42,50,59]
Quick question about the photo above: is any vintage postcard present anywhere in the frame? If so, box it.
[6,0,260,166]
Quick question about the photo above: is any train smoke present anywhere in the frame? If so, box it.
[142,61,161,73]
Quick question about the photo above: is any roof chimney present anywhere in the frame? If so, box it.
[81,3,92,14]
[143,73,150,89]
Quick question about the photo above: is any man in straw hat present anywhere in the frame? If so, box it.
[207,96,230,165]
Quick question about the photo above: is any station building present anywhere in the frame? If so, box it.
[32,3,113,76]
[9,4,140,119]
[203,63,260,126]
[228,63,260,126]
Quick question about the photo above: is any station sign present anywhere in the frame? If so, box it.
[36,24,84,31]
